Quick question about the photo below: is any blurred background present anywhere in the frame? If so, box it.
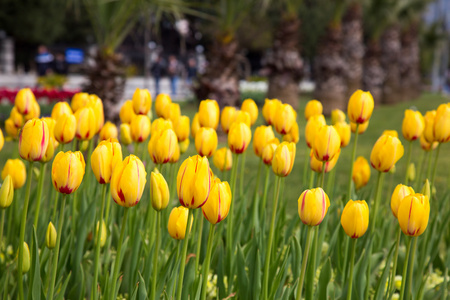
[0,0,449,120]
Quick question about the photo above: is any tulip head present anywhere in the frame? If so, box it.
[130,115,151,143]
[111,155,147,207]
[370,134,404,172]
[46,222,57,249]
[202,178,232,224]
[10,106,24,128]
[221,106,237,134]
[174,115,190,141]
[5,118,19,139]
[397,193,430,236]
[0,129,3,152]
[179,138,190,154]
[74,107,97,140]
[87,95,104,133]
[347,90,374,124]
[213,147,232,171]
[99,121,118,141]
[19,119,49,162]
[262,98,281,125]
[390,184,415,219]
[262,139,280,166]
[313,125,341,162]
[419,134,437,152]
[235,110,251,127]
[272,142,296,177]
[177,155,211,209]
[167,103,181,125]
[228,122,252,154]
[91,140,123,184]
[132,88,152,115]
[402,110,425,141]
[310,148,340,173]
[333,122,351,147]
[23,100,40,121]
[71,92,90,112]
[305,115,326,148]
[54,113,76,144]
[18,242,31,273]
[331,109,346,125]
[191,113,201,138]
[241,99,258,125]
[195,127,218,157]
[198,99,220,129]
[15,88,36,115]
[52,151,85,194]
[423,110,436,143]
[383,130,399,138]
[283,121,300,144]
[151,171,170,211]
[149,129,178,164]
[155,93,172,119]
[434,103,450,143]
[253,125,275,157]
[120,123,132,145]
[340,200,369,238]
[274,103,296,135]
[350,121,369,134]
[352,156,371,190]
[0,175,14,208]
[305,100,323,120]
[1,159,26,189]
[95,220,107,247]
[168,206,192,240]
[298,188,330,226]
[120,100,137,124]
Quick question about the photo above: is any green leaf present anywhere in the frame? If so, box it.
[137,271,148,300]
[29,227,41,300]
[269,245,291,300]
[314,257,332,300]
[236,245,250,299]
[374,243,395,300]
[55,272,72,300]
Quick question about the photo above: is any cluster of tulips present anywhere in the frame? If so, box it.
[0,85,449,300]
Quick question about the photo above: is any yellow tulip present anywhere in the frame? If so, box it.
[241,99,258,125]
[46,222,57,249]
[331,109,346,125]
[419,134,438,152]
[313,125,341,162]
[71,92,90,112]
[305,100,323,120]
[148,129,178,164]
[423,110,436,143]
[434,103,450,143]
[87,95,104,133]
[132,88,152,115]
[397,193,430,236]
[168,103,181,125]
[177,155,211,209]
[179,138,190,154]
[213,147,232,171]
[199,99,220,129]
[0,175,14,208]
[370,134,404,172]
[151,171,170,211]
[151,118,173,136]
[168,206,192,240]
[51,101,72,121]
[274,103,296,135]
[10,106,24,128]
[155,93,172,119]
[18,242,31,273]
[24,100,40,121]
[333,122,351,147]
[383,130,398,138]
[174,115,190,141]
[272,142,296,177]
[253,125,275,157]
[283,121,300,144]
[305,115,326,148]
[347,90,374,124]
[120,124,132,145]
[111,155,147,207]
[340,200,369,238]
[95,220,107,247]
[352,156,371,190]
[52,151,85,194]
[170,142,180,163]
[42,136,56,163]
[262,98,281,125]
[298,187,330,226]
[91,140,123,184]
[350,121,369,134]
[262,139,280,166]
[228,122,252,154]
[74,107,97,140]
[1,159,26,189]
[14,88,36,115]
[130,115,151,143]
[191,113,201,138]
[220,106,237,134]
[5,118,19,139]
[390,184,415,219]
[54,113,76,144]
[310,148,340,173]
[202,178,232,224]
[0,129,4,152]
[19,119,49,162]
[119,100,137,124]
[402,110,425,141]
[99,121,118,141]
[235,110,251,128]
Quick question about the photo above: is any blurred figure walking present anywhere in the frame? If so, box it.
[167,55,182,97]
[35,45,54,76]
[151,55,164,95]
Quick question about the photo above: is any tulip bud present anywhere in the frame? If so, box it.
[168,206,192,240]
[383,130,399,138]
[46,222,57,249]
[423,110,436,143]
[352,156,371,190]
[177,155,211,209]
[340,200,369,238]
[120,124,132,145]
[434,103,450,143]
[95,220,107,247]
[370,134,404,172]
[54,113,76,144]
[262,139,280,166]
[10,106,24,128]
[74,107,97,140]
[228,122,252,154]
[119,100,137,124]
[155,93,172,119]
[130,115,151,143]
[397,193,430,236]
[298,187,330,226]
[71,92,90,112]
[111,155,146,207]
[5,118,19,139]
[390,184,415,219]
[170,142,181,163]
[191,113,201,138]
[19,119,50,162]
[15,88,36,114]
[179,138,190,154]
[274,103,296,135]
[52,151,85,194]
[420,179,431,200]
[235,110,251,128]
[202,178,231,224]
[283,121,300,144]
[51,101,72,121]
[174,116,190,142]
[1,159,26,189]
[347,90,374,124]
[151,172,170,211]
[213,147,232,171]
[350,121,369,134]
[402,110,425,141]
[333,122,351,148]
[262,98,281,125]
[331,109,346,125]
[253,125,275,157]
[198,99,220,129]
[220,106,237,134]
[91,140,123,184]
[194,127,218,157]
[305,115,326,148]
[99,121,118,141]
[132,88,152,115]
[17,242,31,273]
[241,99,258,125]
[389,165,397,174]
[313,125,341,162]
[148,129,178,164]
[168,103,181,125]
[0,175,14,208]
[305,100,323,120]
[407,163,416,183]
[310,148,340,173]
[272,142,296,177]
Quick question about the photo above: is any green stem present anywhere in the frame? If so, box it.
[262,175,282,300]
[227,154,239,264]
[347,238,357,300]
[404,141,412,185]
[260,165,270,220]
[369,171,384,235]
[309,169,315,189]
[51,190,59,222]
[414,151,425,190]
[85,139,94,194]
[110,208,129,299]
[105,186,112,225]
[47,194,67,300]
[306,227,319,299]
[195,214,204,275]
[320,162,326,188]
[18,161,34,300]
[303,148,309,183]
[33,163,46,228]
[176,209,193,300]
[347,124,359,198]
[200,223,215,300]
[239,151,246,197]
[295,226,314,300]
[430,143,441,190]
[151,211,161,300]
[135,142,140,156]
[254,159,262,200]
[92,184,107,300]
[399,237,412,300]
[0,210,5,249]
[405,237,418,300]
[425,150,433,183]
[389,227,402,295]
[342,238,350,283]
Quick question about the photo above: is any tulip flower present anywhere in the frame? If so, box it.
[24,100,40,121]
[132,88,152,115]
[87,95,104,133]
[155,93,172,119]
[241,98,258,125]
[151,171,170,211]
[370,134,404,172]
[74,107,97,140]
[402,110,425,141]
[95,220,107,247]
[262,98,281,125]
[5,118,19,138]
[419,134,437,152]
[352,156,371,190]
[221,106,237,134]
[168,103,181,125]
[274,103,296,135]
[151,118,173,136]
[198,99,220,129]
[18,242,31,273]
[331,109,346,125]
[283,121,300,144]
[333,122,351,147]
[177,155,211,209]
[422,110,436,143]
[305,115,326,148]
[52,151,86,194]
[19,119,49,162]
[298,187,330,226]
[391,184,415,219]
[347,90,374,124]
[202,178,231,224]
[42,136,56,163]
[130,115,151,143]
[174,115,190,141]
[91,140,123,184]
[46,222,57,249]
[99,121,118,141]
[120,100,137,124]
[235,110,251,127]
[0,129,3,152]
[179,138,190,154]
[383,130,399,138]
[1,159,26,189]
[434,103,450,143]
[262,139,280,166]
[228,122,252,154]
[71,92,90,112]
[213,147,232,171]
[170,142,181,163]
[397,193,430,237]
[0,175,14,208]
[341,200,369,238]
[10,106,24,128]
[272,142,296,177]
[148,129,178,164]
[350,121,369,134]
[305,100,323,120]
[14,88,36,115]
[54,113,76,144]
[191,113,201,138]
[168,206,191,240]
[120,123,132,145]
[253,125,275,157]
[313,125,341,162]
[51,101,72,121]
[310,148,340,173]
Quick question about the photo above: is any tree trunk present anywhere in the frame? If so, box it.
[84,50,126,123]
[314,23,347,115]
[263,16,303,109]
[363,40,384,105]
[342,3,364,98]
[380,25,401,104]
[400,22,421,101]
[194,38,240,107]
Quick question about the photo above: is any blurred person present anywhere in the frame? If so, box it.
[54,52,68,75]
[167,55,182,97]
[186,57,197,86]
[35,45,54,76]
[151,55,164,95]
